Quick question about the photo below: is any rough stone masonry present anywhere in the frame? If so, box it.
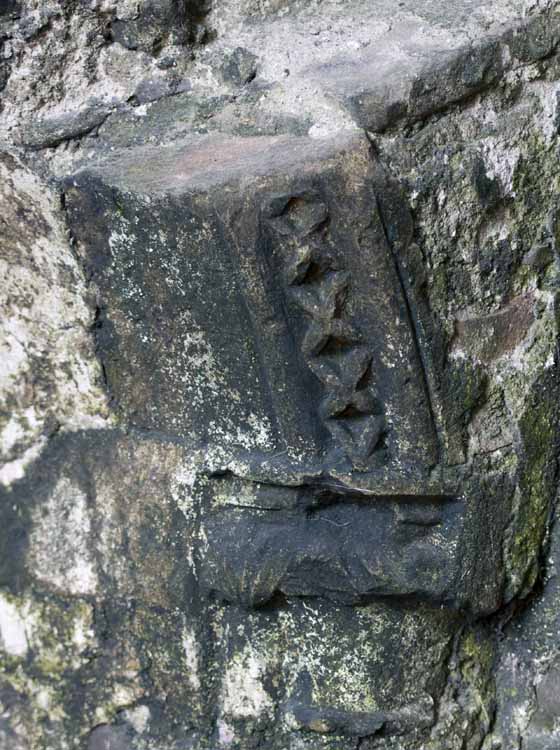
[1,1,560,748]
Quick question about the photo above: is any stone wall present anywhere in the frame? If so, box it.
[1,2,560,749]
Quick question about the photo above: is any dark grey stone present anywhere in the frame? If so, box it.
[22,100,113,149]
[220,47,258,86]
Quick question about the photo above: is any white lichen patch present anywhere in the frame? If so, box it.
[103,217,277,452]
[276,601,444,718]
[0,592,29,657]
[28,477,98,596]
[217,719,235,746]
[181,624,202,692]
[69,604,97,667]
[277,603,383,713]
[0,440,47,489]
[0,588,98,742]
[481,137,521,196]
[123,704,151,734]
[221,645,274,720]
[160,318,274,451]
[0,154,110,487]
[171,459,200,519]
[111,682,145,710]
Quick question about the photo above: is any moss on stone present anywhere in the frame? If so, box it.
[505,385,559,599]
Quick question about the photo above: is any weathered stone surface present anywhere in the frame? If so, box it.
[0,152,109,488]
[1,1,560,749]
[63,134,437,471]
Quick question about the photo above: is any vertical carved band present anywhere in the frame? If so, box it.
[264,192,386,468]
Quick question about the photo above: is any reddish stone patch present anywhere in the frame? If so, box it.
[452,294,535,364]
